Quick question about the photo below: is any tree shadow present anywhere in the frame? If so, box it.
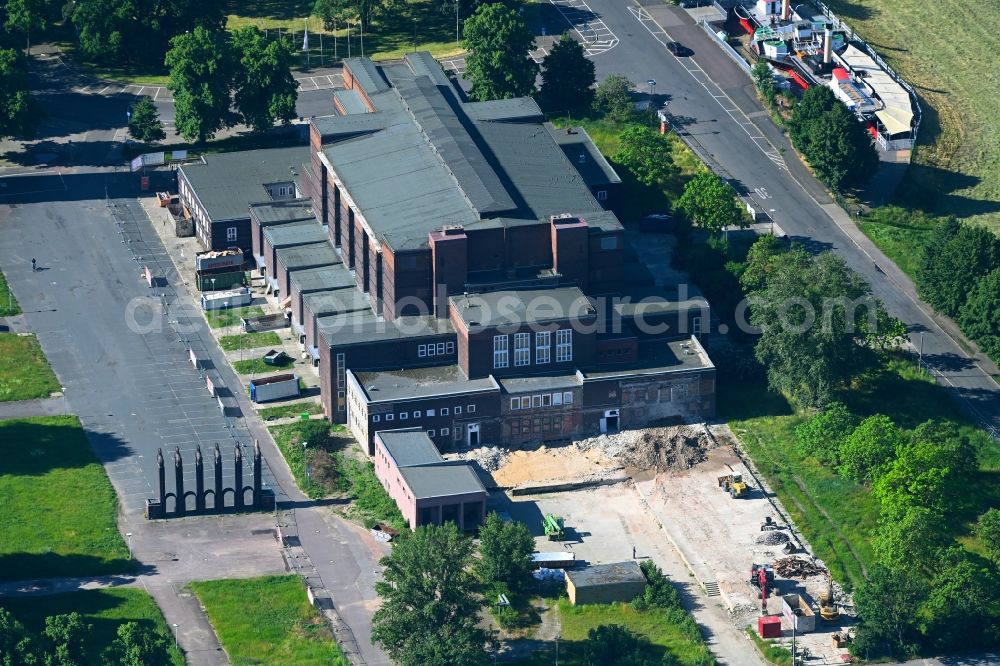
[0,552,141,584]
[223,0,314,21]
[894,161,1000,221]
[821,1,876,22]
[0,418,131,476]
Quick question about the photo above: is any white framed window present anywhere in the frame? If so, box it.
[493,335,509,368]
[386,413,394,421]
[441,427,450,436]
[467,405,476,413]
[535,331,550,365]
[227,226,238,243]
[597,190,608,201]
[373,414,380,422]
[563,391,573,404]
[542,394,551,407]
[436,342,446,355]
[454,428,462,441]
[446,342,455,353]
[414,410,422,418]
[553,392,563,406]
[426,409,436,417]
[532,395,542,408]
[427,429,435,437]
[455,406,462,415]
[441,407,449,416]
[418,344,427,357]
[514,332,530,367]
[693,316,702,337]
[400,412,408,420]
[556,329,573,363]
[520,397,530,409]
[510,398,520,410]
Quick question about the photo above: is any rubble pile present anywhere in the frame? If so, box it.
[459,446,509,472]
[576,425,716,471]
[756,531,790,546]
[774,557,825,578]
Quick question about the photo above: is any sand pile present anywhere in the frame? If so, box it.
[576,425,715,471]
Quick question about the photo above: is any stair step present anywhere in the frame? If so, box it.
[703,581,721,597]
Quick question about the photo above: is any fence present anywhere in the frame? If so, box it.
[698,19,751,76]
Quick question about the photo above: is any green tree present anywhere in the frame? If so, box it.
[918,220,1000,317]
[975,508,1000,564]
[475,512,534,591]
[0,607,43,665]
[959,267,1000,362]
[372,523,489,666]
[613,126,677,188]
[231,27,298,133]
[871,505,950,573]
[313,0,396,30]
[104,621,171,666]
[751,60,775,105]
[463,3,536,101]
[793,401,857,465]
[675,171,747,235]
[127,97,166,143]
[750,252,891,407]
[0,48,39,139]
[584,625,653,666]
[166,27,235,143]
[851,565,926,660]
[42,613,92,666]
[871,420,978,518]
[922,550,1000,650]
[538,35,594,111]
[4,0,58,53]
[788,85,877,191]
[739,235,792,292]
[593,74,633,123]
[838,414,903,484]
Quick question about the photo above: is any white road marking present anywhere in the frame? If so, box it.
[628,5,787,170]
[549,0,620,56]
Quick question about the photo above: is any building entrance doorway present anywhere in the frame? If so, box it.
[600,409,620,434]
[467,423,480,447]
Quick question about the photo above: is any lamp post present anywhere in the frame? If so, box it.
[172,623,179,648]
[302,441,310,492]
[647,79,656,97]
[455,0,460,44]
[126,532,133,559]
[768,208,776,236]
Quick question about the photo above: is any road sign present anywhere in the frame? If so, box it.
[647,79,657,86]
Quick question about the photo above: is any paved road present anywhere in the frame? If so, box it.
[0,170,389,665]
[583,0,1000,435]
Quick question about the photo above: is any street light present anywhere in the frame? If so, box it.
[647,79,656,97]
[302,441,310,492]
[126,532,133,559]
[768,208,776,236]
[172,623,179,648]
[455,0,460,44]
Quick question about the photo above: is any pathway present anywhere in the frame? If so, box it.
[0,395,70,418]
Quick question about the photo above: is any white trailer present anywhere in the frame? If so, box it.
[531,552,577,569]
[201,287,251,311]
[249,373,300,403]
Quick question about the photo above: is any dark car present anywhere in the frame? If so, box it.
[639,213,673,233]
[667,41,692,57]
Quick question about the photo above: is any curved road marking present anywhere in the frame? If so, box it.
[549,0,620,56]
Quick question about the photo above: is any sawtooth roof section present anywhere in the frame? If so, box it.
[464,98,545,123]
[402,51,455,89]
[393,75,517,216]
[343,57,390,95]
[333,88,370,115]
[546,123,622,187]
[249,199,316,225]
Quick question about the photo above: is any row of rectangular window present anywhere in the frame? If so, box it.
[510,391,574,410]
[494,330,571,369]
[372,404,475,423]
[418,342,455,358]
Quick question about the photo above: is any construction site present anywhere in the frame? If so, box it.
[451,423,855,663]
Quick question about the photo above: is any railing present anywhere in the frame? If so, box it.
[698,20,752,75]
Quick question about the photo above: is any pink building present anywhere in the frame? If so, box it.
[373,428,487,531]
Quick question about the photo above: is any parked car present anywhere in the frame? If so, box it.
[667,41,692,57]
[639,213,673,233]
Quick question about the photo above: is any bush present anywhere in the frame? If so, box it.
[794,401,858,465]
[593,74,634,123]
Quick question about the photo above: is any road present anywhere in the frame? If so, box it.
[0,170,389,665]
[580,0,1000,435]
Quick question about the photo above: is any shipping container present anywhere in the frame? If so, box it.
[249,373,300,403]
[201,287,252,311]
[781,594,816,633]
[531,552,577,569]
[196,269,248,292]
[196,249,245,272]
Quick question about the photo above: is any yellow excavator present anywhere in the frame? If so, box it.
[819,572,840,621]
[717,466,748,498]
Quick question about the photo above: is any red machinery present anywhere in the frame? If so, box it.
[750,564,775,613]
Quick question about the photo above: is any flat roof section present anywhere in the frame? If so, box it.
[546,124,622,188]
[377,428,443,467]
[303,288,371,317]
[276,242,340,271]
[249,199,316,225]
[400,463,487,500]
[499,373,582,394]
[566,561,645,588]
[318,313,454,348]
[180,146,308,222]
[334,89,370,115]
[581,337,714,380]
[264,222,328,249]
[450,287,595,329]
[353,365,499,403]
[290,265,352,294]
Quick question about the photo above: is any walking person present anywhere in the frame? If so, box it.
[31,258,36,271]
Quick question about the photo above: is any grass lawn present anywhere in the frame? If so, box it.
[190,575,348,666]
[0,416,132,581]
[219,331,282,351]
[225,0,465,65]
[721,355,1000,591]
[745,626,792,666]
[0,334,61,402]
[268,420,350,498]
[0,269,20,316]
[821,0,1000,231]
[0,589,184,665]
[257,400,323,420]
[338,455,407,530]
[205,305,264,329]
[234,355,295,374]
[551,115,706,223]
[856,205,939,280]
[513,601,716,666]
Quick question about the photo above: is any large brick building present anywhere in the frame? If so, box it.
[187,52,715,463]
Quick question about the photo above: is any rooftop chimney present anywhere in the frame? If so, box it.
[823,23,833,64]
